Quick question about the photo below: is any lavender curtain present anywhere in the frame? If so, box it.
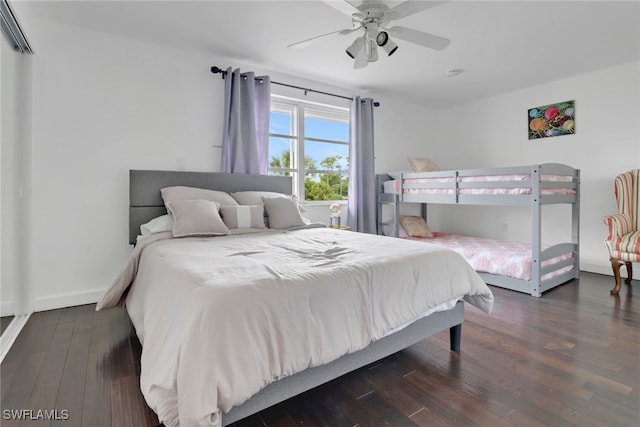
[220,68,271,174]
[347,97,376,234]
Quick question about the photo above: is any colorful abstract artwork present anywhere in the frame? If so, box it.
[528,100,575,140]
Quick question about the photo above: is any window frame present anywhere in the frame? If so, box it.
[268,95,350,205]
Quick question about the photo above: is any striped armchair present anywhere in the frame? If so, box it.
[603,169,639,295]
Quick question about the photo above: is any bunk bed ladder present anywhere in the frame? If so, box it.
[376,174,384,235]
[572,170,581,278]
[531,165,542,297]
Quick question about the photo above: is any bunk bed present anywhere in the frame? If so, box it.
[377,163,580,297]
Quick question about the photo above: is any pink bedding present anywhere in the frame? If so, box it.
[405,232,574,281]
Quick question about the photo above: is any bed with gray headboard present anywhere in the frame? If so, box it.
[129,169,292,245]
[116,169,493,426]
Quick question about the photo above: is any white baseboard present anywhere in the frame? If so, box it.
[33,288,106,312]
[0,300,14,317]
[580,262,634,278]
[580,263,613,277]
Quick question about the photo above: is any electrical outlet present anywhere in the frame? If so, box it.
[176,157,186,170]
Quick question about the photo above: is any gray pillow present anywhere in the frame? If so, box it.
[161,186,238,208]
[166,199,230,237]
[220,205,266,229]
[261,197,306,229]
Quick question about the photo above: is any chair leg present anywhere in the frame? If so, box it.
[624,262,633,284]
[610,258,623,295]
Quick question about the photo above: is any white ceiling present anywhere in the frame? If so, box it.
[14,0,640,107]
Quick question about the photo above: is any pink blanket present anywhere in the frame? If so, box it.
[405,233,573,281]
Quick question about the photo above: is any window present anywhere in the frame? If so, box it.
[268,95,350,203]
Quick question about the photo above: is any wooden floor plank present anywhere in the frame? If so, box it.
[51,304,94,427]
[81,308,117,427]
[1,315,43,401]
[27,320,75,427]
[0,272,637,427]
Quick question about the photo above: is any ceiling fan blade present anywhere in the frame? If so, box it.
[387,26,450,50]
[386,1,447,20]
[288,28,357,49]
[321,0,362,16]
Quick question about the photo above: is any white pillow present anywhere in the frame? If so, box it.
[140,214,174,236]
[161,186,238,208]
[220,205,266,229]
[166,199,230,237]
[261,196,306,229]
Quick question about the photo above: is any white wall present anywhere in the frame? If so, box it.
[427,61,640,275]
[25,17,225,311]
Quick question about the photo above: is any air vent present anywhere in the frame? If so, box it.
[0,0,32,53]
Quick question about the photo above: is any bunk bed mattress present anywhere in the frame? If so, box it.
[383,173,575,195]
[405,232,574,281]
[97,227,493,427]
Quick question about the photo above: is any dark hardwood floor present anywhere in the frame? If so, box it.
[1,272,638,427]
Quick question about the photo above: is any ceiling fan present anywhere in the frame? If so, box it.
[288,1,451,69]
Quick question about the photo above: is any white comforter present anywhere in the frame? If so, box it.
[97,227,493,427]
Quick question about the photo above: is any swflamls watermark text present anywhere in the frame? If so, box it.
[2,409,70,421]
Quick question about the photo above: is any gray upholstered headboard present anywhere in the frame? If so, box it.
[129,170,293,245]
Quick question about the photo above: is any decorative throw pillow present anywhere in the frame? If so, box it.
[166,199,230,237]
[220,205,266,229]
[261,196,306,229]
[161,186,238,208]
[408,157,440,173]
[399,215,433,238]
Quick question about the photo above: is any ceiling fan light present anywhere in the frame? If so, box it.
[375,30,398,57]
[382,39,398,56]
[345,37,364,59]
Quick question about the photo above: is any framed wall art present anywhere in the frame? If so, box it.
[528,100,575,140]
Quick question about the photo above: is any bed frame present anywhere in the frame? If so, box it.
[129,169,465,426]
[376,163,580,297]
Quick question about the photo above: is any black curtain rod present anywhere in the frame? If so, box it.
[210,66,379,107]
